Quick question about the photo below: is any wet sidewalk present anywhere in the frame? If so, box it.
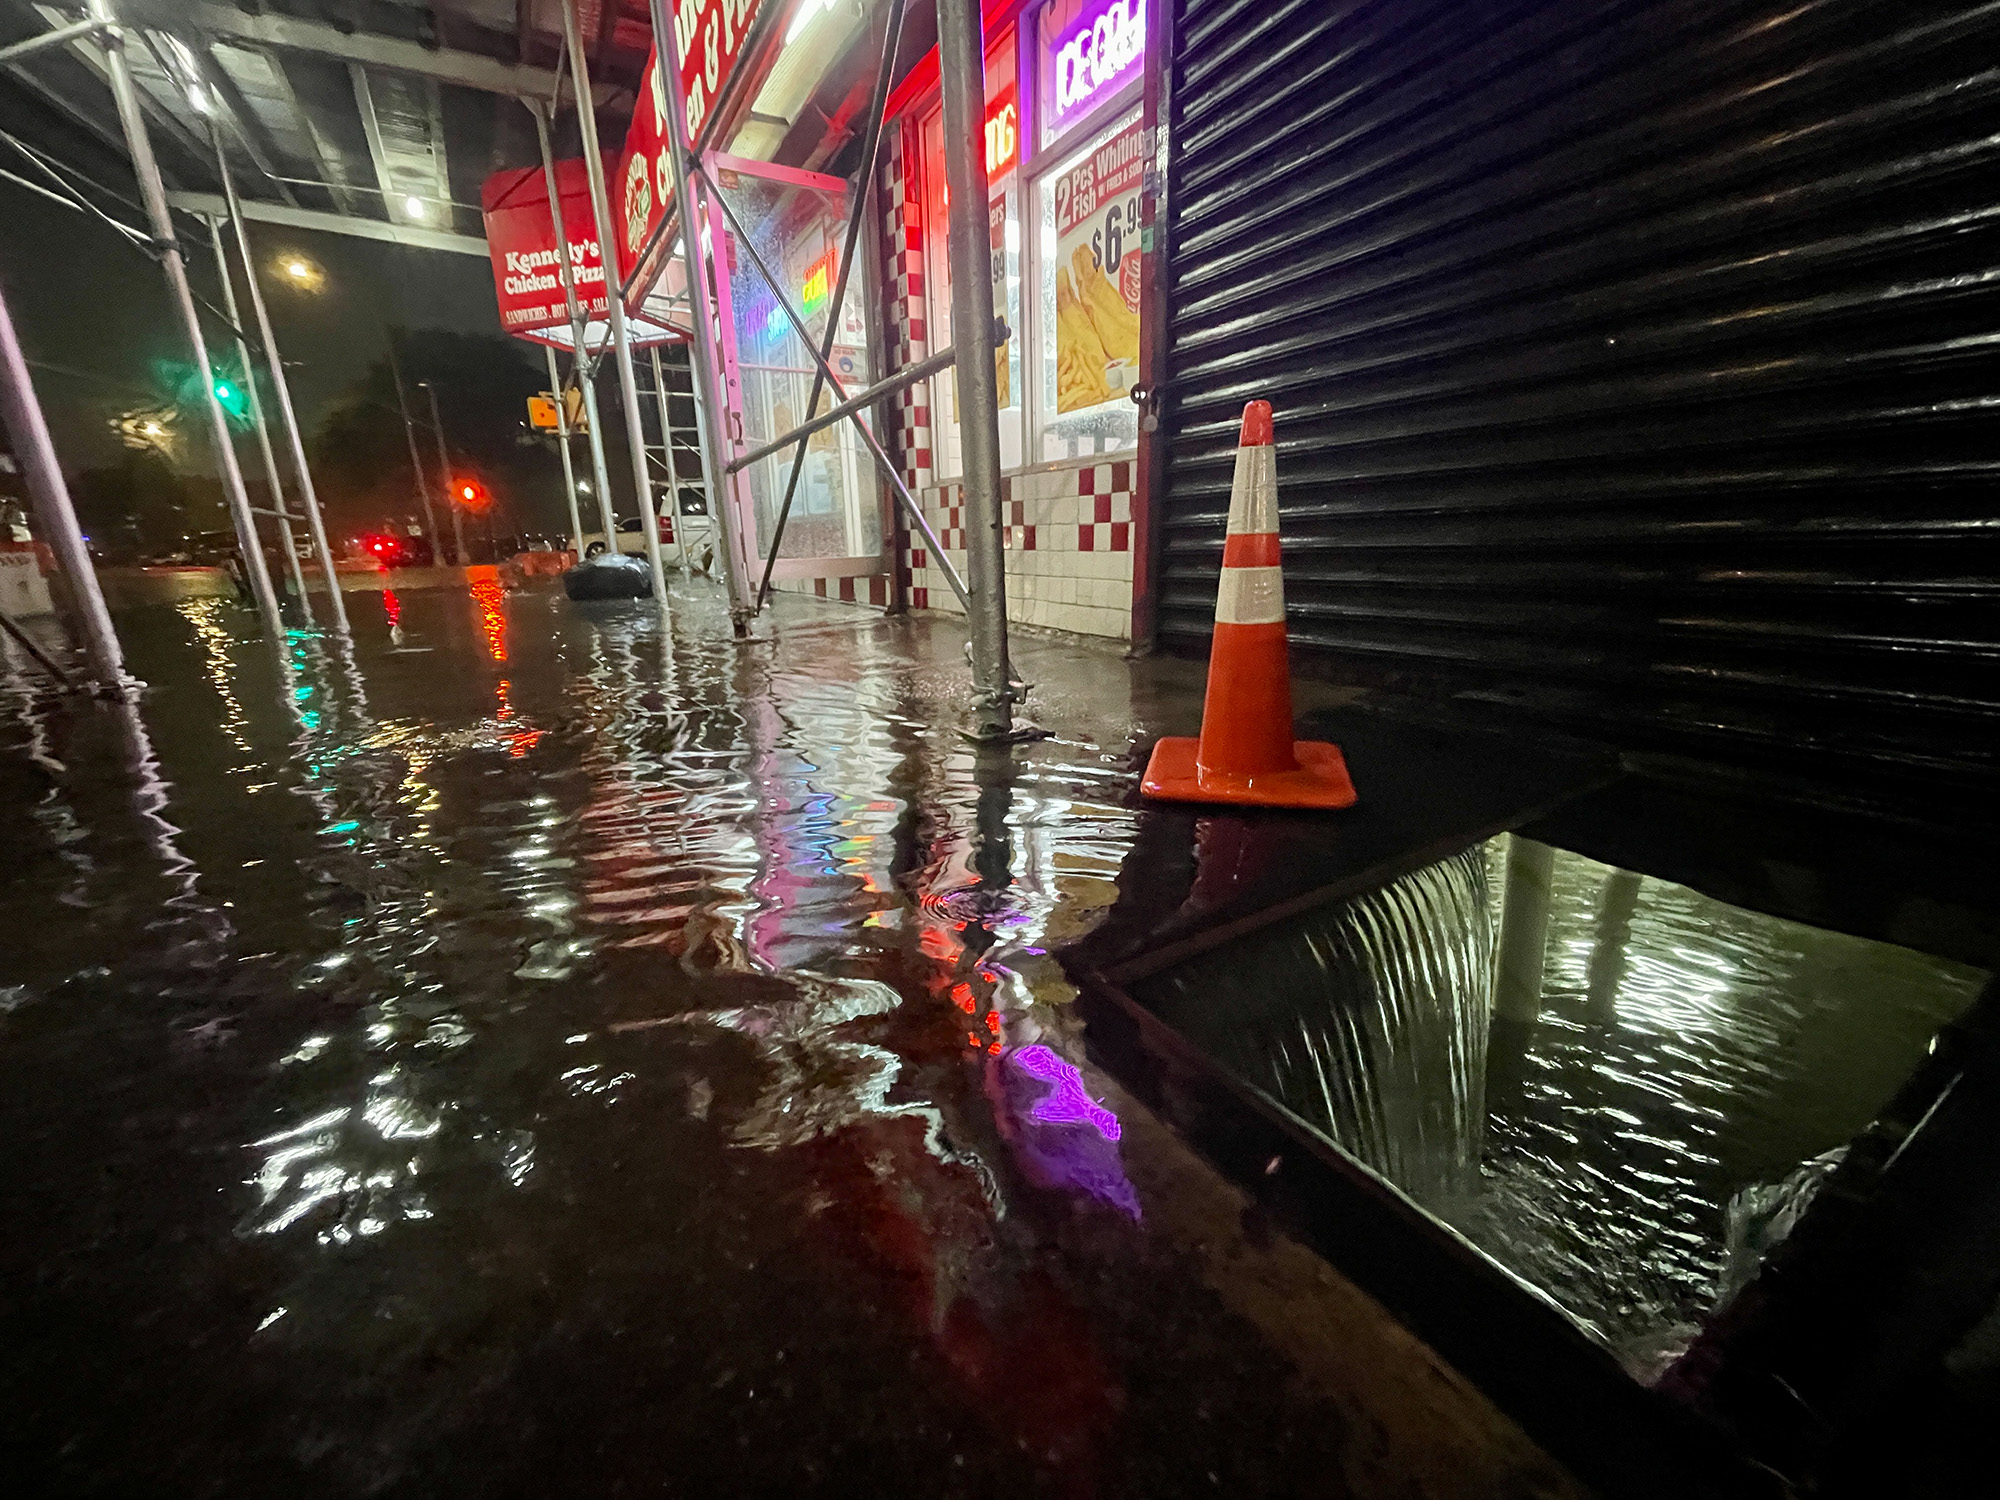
[0,583,1578,1499]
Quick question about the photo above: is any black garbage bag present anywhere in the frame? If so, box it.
[562,552,653,601]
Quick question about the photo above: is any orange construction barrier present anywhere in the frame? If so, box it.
[1141,400,1357,810]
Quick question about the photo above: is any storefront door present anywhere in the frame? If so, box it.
[702,154,885,591]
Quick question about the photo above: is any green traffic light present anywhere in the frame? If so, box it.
[214,382,233,400]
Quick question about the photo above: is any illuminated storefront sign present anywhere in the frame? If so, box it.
[1048,0,1145,138]
[984,85,1019,177]
[799,251,833,319]
[619,0,763,286]
[480,159,611,336]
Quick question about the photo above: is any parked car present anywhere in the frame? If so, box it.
[581,514,674,559]
[357,533,436,569]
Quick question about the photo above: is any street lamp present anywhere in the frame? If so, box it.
[272,252,324,293]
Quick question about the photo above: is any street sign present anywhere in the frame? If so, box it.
[529,391,588,432]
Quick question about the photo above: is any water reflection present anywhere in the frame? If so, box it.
[0,587,1599,1491]
[137,588,1149,1256]
[1133,828,1987,1377]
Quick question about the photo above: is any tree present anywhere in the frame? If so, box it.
[68,448,223,561]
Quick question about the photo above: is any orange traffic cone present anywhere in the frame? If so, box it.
[1141,400,1357,810]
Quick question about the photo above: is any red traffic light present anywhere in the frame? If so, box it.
[452,477,491,512]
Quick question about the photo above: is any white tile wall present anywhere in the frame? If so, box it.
[905,456,1136,640]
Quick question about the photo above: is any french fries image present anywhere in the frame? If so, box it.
[1056,268,1111,410]
[1071,244,1139,363]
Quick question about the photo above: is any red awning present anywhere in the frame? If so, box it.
[479,157,687,351]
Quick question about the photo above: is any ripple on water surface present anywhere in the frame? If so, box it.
[2,587,1398,1497]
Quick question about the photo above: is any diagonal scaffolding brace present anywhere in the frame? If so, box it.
[701,166,974,612]
[751,0,908,612]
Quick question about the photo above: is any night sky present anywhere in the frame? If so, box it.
[0,180,507,480]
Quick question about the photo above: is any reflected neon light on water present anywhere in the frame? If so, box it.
[1012,1044,1121,1141]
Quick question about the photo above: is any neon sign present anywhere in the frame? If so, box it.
[984,86,1018,177]
[799,251,833,319]
[1050,0,1145,135]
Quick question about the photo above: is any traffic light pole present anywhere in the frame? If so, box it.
[421,381,468,565]
[385,335,441,549]
[84,0,281,638]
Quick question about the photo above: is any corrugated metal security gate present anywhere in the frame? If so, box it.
[1154,0,2000,828]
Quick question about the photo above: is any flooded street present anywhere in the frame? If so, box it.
[0,584,1571,1499]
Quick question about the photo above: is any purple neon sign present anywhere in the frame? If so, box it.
[1043,0,1146,143]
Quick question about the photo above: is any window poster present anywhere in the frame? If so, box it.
[1051,116,1143,414]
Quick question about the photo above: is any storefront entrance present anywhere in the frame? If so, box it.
[705,154,888,593]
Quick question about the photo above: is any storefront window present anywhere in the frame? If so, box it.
[716,167,881,563]
[1034,107,1142,463]
[918,13,1142,479]
[922,29,1022,481]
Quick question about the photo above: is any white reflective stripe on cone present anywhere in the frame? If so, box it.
[1215,565,1285,626]
[1224,443,1279,536]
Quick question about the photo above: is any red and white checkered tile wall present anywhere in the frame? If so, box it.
[781,124,1137,636]
[908,460,1136,639]
[882,121,933,495]
[878,122,1135,640]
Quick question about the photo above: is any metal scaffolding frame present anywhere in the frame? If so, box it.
[204,207,308,614]
[0,272,125,688]
[558,0,666,606]
[646,0,752,633]
[527,95,618,548]
[210,126,351,635]
[704,177,970,610]
[2,0,1038,740]
[622,0,1028,726]
[85,0,282,639]
[750,0,908,613]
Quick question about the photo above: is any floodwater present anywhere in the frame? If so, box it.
[1133,832,1986,1379]
[0,584,1576,1500]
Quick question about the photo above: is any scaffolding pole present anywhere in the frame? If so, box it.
[203,210,308,617]
[420,381,467,565]
[936,0,1026,739]
[213,137,351,634]
[545,344,585,555]
[0,274,125,687]
[647,0,753,632]
[527,96,617,545]
[559,0,668,605]
[84,0,281,638]
[753,0,907,612]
